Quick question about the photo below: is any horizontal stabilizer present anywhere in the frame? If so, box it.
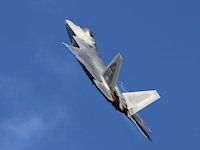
[103,53,123,90]
[123,90,160,115]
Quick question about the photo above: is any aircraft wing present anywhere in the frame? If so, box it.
[94,80,113,101]
[62,42,81,56]
[63,40,102,82]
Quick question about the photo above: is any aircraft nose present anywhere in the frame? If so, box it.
[65,19,76,28]
[65,19,71,32]
[65,19,71,25]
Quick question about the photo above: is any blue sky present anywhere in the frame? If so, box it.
[0,0,200,149]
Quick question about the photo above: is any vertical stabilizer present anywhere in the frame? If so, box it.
[103,53,123,90]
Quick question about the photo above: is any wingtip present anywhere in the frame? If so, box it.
[62,42,68,47]
[144,130,152,142]
[147,136,153,142]
[62,42,71,49]
[117,52,123,59]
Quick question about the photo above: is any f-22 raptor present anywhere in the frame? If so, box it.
[63,20,160,141]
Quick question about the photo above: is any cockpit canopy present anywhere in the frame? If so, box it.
[83,28,94,38]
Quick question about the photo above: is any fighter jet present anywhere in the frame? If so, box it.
[63,19,160,141]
